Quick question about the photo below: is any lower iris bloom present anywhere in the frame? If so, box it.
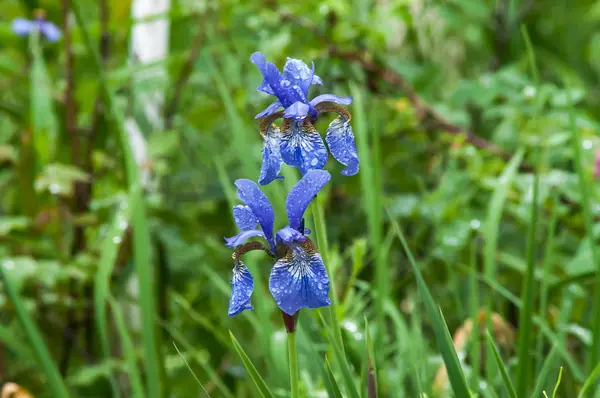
[225,169,332,316]
[251,52,359,185]
[12,10,61,42]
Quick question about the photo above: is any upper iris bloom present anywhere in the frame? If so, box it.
[251,52,359,185]
[12,10,61,42]
[225,169,331,316]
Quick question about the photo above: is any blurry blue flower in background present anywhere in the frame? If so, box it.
[225,169,331,316]
[12,10,61,42]
[251,52,359,185]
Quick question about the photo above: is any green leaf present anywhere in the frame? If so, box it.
[485,331,517,398]
[324,359,344,398]
[0,217,29,236]
[388,213,471,397]
[34,163,90,197]
[229,331,274,398]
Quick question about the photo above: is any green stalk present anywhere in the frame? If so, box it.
[71,3,162,397]
[288,332,300,398]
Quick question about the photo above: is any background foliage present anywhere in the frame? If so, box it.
[2,0,600,396]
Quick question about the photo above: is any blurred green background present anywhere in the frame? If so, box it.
[2,0,600,396]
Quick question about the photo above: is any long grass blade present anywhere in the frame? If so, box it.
[229,331,274,398]
[71,2,163,396]
[325,359,344,398]
[388,213,470,397]
[0,262,69,397]
[531,344,559,398]
[173,342,211,397]
[485,331,517,398]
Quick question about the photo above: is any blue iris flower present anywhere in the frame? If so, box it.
[225,169,332,316]
[251,52,360,185]
[12,10,61,42]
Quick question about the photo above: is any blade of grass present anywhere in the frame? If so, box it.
[365,317,377,398]
[531,344,559,398]
[94,196,135,397]
[316,311,361,398]
[516,171,539,396]
[388,213,470,397]
[72,3,163,396]
[485,331,518,398]
[552,367,563,398]
[173,342,211,397]
[578,362,600,398]
[468,241,480,390]
[325,359,344,398]
[229,331,275,398]
[108,296,145,398]
[564,76,600,370]
[0,262,69,397]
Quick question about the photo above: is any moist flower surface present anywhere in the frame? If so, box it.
[12,10,61,42]
[225,169,331,316]
[252,52,359,184]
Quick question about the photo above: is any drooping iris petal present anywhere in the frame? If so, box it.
[235,179,276,249]
[280,119,328,175]
[276,226,306,244]
[269,239,331,315]
[259,117,284,186]
[224,229,266,248]
[283,58,317,96]
[255,101,282,119]
[324,111,360,176]
[284,101,309,120]
[286,170,331,231]
[251,52,281,96]
[12,18,36,36]
[228,262,254,316]
[233,205,258,231]
[40,21,61,41]
[310,94,353,107]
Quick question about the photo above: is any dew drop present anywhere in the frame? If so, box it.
[113,236,122,244]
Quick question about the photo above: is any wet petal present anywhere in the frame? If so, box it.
[276,226,306,244]
[255,101,282,119]
[310,94,353,107]
[235,179,275,249]
[286,170,331,230]
[283,58,315,96]
[325,109,360,176]
[269,239,331,315]
[259,116,284,186]
[224,229,266,248]
[40,21,61,42]
[284,101,309,120]
[280,119,328,175]
[12,19,36,36]
[251,52,281,96]
[312,75,323,85]
[233,205,258,231]
[228,262,254,316]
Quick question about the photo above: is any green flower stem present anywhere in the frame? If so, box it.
[288,331,300,398]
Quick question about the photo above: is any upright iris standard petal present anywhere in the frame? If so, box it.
[276,226,306,244]
[284,101,309,120]
[286,170,331,231]
[12,18,36,36]
[259,112,285,186]
[235,179,276,249]
[280,119,328,175]
[40,21,61,41]
[269,239,331,315]
[282,58,319,96]
[228,262,255,316]
[251,52,281,96]
[233,205,259,231]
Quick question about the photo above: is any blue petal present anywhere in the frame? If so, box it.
[255,101,282,119]
[284,101,309,120]
[229,262,254,316]
[310,94,353,107]
[251,52,281,96]
[276,226,306,244]
[312,75,323,86]
[286,170,331,231]
[259,124,284,186]
[235,179,276,249]
[283,58,315,96]
[224,229,266,248]
[12,19,35,36]
[269,240,331,315]
[40,21,61,41]
[280,119,328,175]
[233,205,258,231]
[325,114,360,176]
